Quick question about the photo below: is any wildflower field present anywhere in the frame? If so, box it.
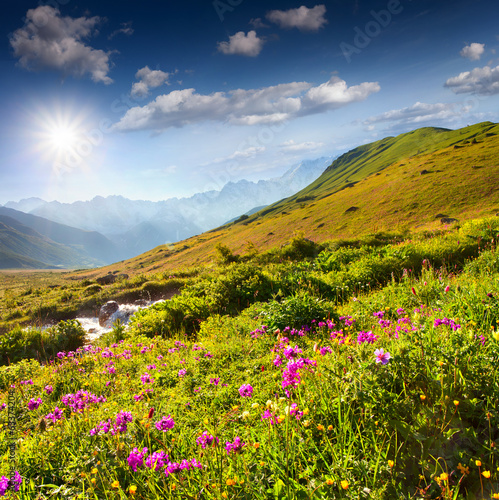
[0,217,499,499]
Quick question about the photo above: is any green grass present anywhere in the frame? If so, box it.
[0,217,498,498]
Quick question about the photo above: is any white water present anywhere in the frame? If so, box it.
[77,300,165,343]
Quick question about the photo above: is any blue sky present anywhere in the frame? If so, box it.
[1,0,499,204]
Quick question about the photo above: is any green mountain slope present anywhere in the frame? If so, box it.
[258,121,498,216]
[0,207,118,263]
[71,121,499,277]
[0,216,101,269]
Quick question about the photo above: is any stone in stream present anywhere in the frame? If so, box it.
[99,301,119,327]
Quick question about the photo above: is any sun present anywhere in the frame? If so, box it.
[48,124,78,151]
[29,102,92,170]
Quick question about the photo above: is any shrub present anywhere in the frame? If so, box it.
[83,284,102,296]
[255,290,336,331]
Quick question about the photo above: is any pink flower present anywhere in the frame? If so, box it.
[374,348,391,365]
[238,384,253,398]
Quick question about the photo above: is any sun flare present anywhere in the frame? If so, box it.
[29,102,96,174]
[48,124,78,151]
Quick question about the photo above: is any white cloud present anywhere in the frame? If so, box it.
[279,140,324,152]
[208,146,266,165]
[108,22,134,40]
[460,42,485,61]
[217,31,264,57]
[114,76,380,132]
[249,18,269,29]
[363,102,462,126]
[131,66,170,97]
[444,64,499,95]
[9,6,113,84]
[266,5,327,32]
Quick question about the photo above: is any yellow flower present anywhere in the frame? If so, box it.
[90,478,96,485]
[111,480,120,489]
[482,470,491,479]
[492,494,499,499]
[328,425,333,431]
[340,480,349,490]
[251,402,260,409]
[476,460,482,467]
[388,460,394,468]
[91,468,98,474]
[254,442,260,449]
[226,478,236,486]
[453,400,459,407]
[457,463,470,475]
[438,361,444,367]
[420,395,426,401]
[260,461,265,467]
[221,493,228,499]
[317,424,325,431]
[303,408,309,415]
[302,420,310,427]
[492,329,499,341]
[326,479,334,485]
[129,485,137,495]
[439,472,448,481]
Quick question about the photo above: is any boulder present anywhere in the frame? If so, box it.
[96,274,116,285]
[345,206,359,213]
[440,217,459,225]
[99,301,119,327]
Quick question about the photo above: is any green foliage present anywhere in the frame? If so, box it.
[215,242,239,265]
[255,290,335,331]
[1,223,499,499]
[83,284,102,296]
[0,319,85,365]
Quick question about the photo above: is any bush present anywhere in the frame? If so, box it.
[83,284,102,296]
[255,290,336,331]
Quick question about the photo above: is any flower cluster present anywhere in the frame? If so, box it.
[155,415,175,431]
[45,406,64,423]
[27,397,43,411]
[434,317,461,331]
[225,436,245,455]
[196,431,219,449]
[0,472,22,496]
[238,384,253,398]
[61,390,106,413]
[90,411,133,436]
[127,447,202,476]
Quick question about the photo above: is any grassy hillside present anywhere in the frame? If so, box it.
[0,207,119,264]
[72,121,499,278]
[0,122,499,498]
[0,217,102,270]
[0,218,498,498]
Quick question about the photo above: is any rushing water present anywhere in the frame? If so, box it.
[76,300,164,343]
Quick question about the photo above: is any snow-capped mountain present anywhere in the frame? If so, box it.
[4,156,333,259]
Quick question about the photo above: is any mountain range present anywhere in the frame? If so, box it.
[1,156,332,267]
[74,120,499,277]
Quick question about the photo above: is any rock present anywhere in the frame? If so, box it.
[99,301,119,327]
[435,213,448,218]
[440,217,459,225]
[317,223,325,228]
[420,169,430,175]
[345,206,359,213]
[96,274,116,285]
[134,299,149,307]
[116,274,129,281]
